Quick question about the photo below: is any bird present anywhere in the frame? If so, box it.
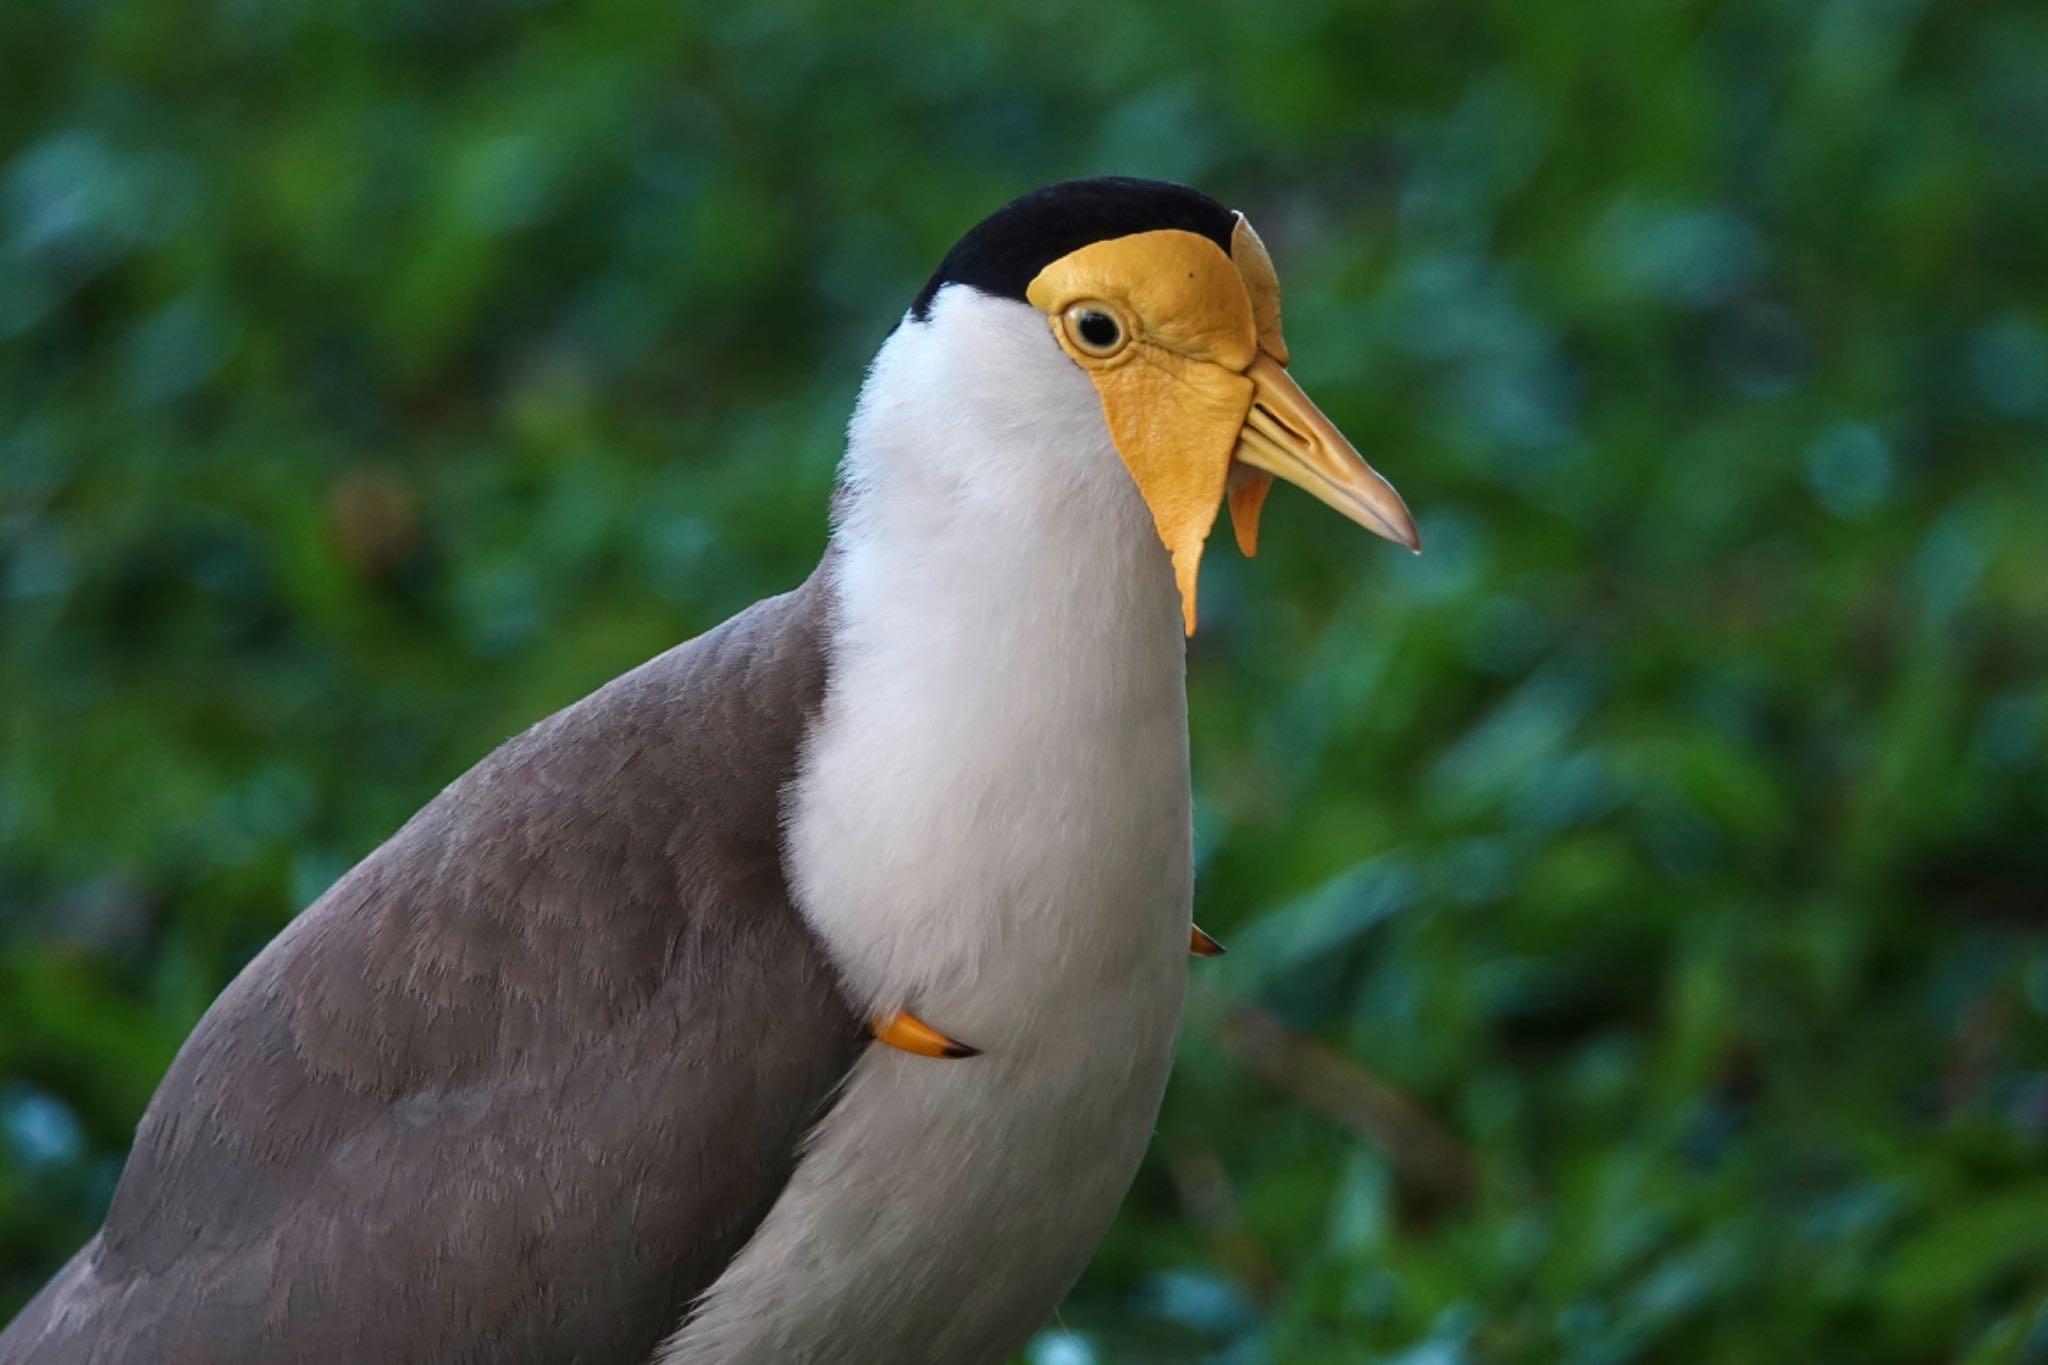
[0,176,1417,1365]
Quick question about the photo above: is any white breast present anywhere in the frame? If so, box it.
[657,290,1195,1365]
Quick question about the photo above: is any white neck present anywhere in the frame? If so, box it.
[792,286,1192,1014]
[660,288,1196,1365]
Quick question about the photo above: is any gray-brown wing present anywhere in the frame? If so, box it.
[0,574,864,1365]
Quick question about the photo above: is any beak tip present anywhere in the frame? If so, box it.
[1387,499,1422,554]
[1380,514,1422,555]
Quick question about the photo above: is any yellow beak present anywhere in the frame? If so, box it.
[1230,352,1420,556]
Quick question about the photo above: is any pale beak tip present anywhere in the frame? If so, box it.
[1375,507,1422,555]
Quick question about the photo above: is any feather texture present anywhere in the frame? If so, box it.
[661,286,1193,1364]
[0,578,863,1365]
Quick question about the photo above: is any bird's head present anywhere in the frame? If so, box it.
[884,177,1418,634]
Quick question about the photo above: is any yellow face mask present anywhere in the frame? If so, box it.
[1026,214,1418,634]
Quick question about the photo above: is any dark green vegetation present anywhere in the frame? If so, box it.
[4,1,2047,1360]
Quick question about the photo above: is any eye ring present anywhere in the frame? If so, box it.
[1061,302,1130,359]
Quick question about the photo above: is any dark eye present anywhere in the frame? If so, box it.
[1061,302,1130,358]
[1078,311,1120,348]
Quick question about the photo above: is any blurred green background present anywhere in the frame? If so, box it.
[4,0,2047,1359]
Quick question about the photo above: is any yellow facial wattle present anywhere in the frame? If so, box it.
[1026,214,1418,635]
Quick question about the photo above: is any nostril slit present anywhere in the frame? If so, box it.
[1253,403,1308,445]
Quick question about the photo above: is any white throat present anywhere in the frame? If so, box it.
[659,287,1196,1364]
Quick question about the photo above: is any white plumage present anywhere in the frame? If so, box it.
[661,285,1196,1363]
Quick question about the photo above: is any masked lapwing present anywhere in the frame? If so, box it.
[1,177,1417,1365]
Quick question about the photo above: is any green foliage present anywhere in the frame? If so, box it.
[4,0,2047,1359]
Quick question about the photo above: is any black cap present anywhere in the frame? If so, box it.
[910,177,1237,321]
